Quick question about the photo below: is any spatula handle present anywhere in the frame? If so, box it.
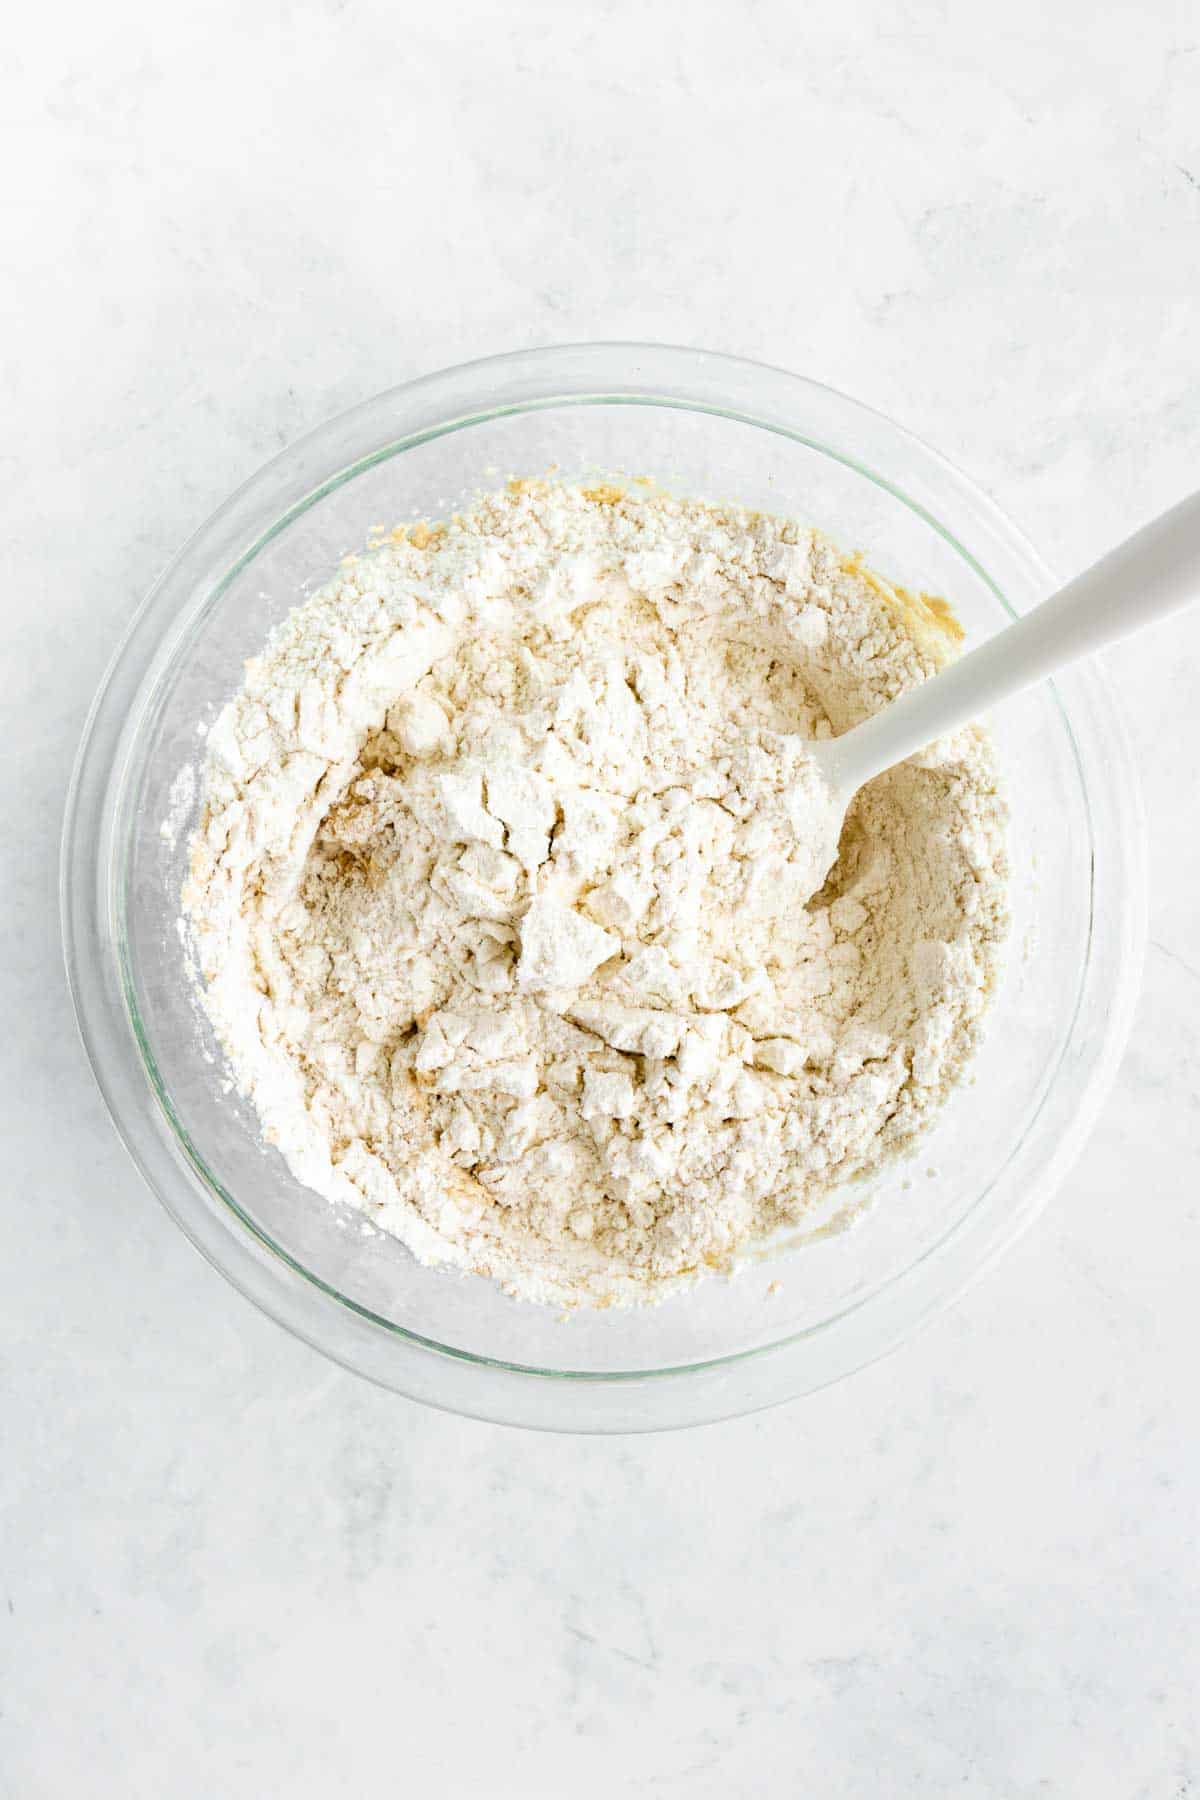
[820,489,1200,795]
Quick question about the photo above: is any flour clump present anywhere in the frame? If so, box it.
[183,482,1008,1307]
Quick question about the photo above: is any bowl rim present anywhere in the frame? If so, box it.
[60,341,1147,1431]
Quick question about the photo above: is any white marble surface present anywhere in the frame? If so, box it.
[4,0,1199,1792]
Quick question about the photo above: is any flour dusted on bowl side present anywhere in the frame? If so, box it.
[182,481,1008,1308]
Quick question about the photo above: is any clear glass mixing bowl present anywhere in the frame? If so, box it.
[61,344,1146,1431]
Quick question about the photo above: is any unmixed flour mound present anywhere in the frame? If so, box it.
[184,481,1008,1308]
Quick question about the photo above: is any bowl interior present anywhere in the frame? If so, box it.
[118,396,1092,1377]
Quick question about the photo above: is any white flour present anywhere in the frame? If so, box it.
[183,482,1008,1307]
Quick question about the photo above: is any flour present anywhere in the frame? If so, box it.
[183,481,1008,1308]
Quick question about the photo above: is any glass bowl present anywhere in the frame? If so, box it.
[61,344,1146,1432]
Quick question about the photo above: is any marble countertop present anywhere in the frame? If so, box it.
[5,1,1198,1792]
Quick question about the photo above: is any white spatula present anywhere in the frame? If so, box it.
[802,490,1200,888]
